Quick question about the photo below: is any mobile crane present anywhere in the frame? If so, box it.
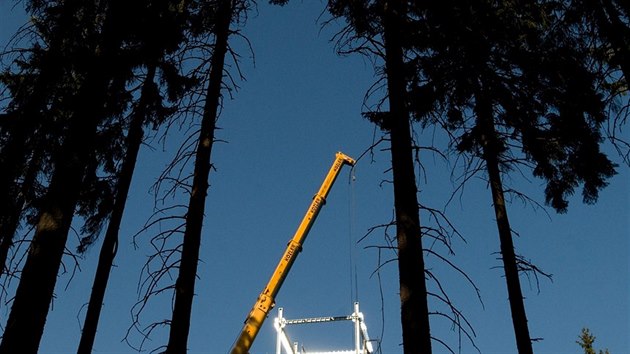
[230,152,356,354]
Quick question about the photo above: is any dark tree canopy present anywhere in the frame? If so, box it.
[0,1,625,353]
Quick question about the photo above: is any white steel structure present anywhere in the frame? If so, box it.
[273,302,374,354]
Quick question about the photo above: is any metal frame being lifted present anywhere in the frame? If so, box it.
[274,302,374,354]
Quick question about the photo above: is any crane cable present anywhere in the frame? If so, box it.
[349,157,384,354]
[348,164,359,306]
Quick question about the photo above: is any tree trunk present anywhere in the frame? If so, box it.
[76,64,156,354]
[475,92,534,354]
[0,149,41,276]
[0,2,119,351]
[0,124,34,275]
[382,1,433,353]
[164,1,232,352]
[0,49,64,279]
[0,96,101,354]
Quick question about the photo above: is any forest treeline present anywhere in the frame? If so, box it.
[0,0,627,353]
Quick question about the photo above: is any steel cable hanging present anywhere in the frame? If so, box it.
[348,164,359,307]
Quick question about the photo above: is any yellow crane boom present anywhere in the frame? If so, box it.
[230,152,356,354]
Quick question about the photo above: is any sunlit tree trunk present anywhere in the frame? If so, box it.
[475,92,533,354]
[164,0,232,352]
[382,1,433,353]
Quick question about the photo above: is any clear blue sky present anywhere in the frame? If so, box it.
[1,1,629,353]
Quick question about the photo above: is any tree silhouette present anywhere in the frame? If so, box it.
[564,0,630,163]
[0,1,623,353]
[164,0,237,351]
[0,0,162,351]
[569,0,629,84]
[403,2,617,353]
[0,1,105,350]
[326,1,434,352]
[381,2,433,353]
[0,7,68,278]
[325,1,620,353]
[577,328,611,354]
[76,1,193,351]
[76,68,155,354]
[113,0,252,351]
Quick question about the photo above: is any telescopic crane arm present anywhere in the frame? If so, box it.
[230,152,356,354]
